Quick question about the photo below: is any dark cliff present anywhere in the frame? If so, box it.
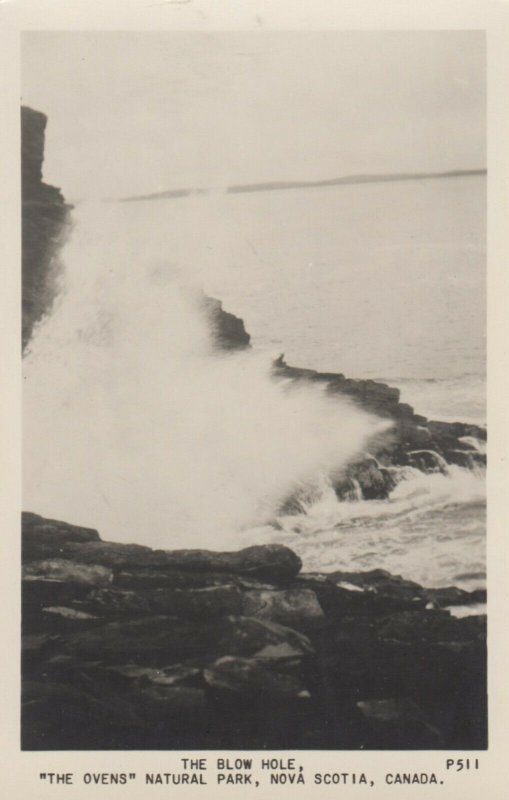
[22,106,73,351]
[200,294,251,351]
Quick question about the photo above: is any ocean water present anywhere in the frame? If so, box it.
[23,175,486,592]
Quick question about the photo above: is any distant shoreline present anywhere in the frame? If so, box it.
[116,168,486,203]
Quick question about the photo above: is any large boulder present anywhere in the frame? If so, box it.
[151,544,302,582]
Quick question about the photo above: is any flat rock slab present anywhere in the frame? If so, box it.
[61,614,314,666]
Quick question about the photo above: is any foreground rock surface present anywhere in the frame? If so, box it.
[22,513,487,750]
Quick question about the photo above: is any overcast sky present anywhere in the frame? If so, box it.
[22,31,485,200]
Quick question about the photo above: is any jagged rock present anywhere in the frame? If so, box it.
[332,476,362,501]
[333,459,395,501]
[199,294,251,350]
[204,655,309,698]
[407,449,448,474]
[241,588,324,628]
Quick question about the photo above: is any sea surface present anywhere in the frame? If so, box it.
[24,175,486,593]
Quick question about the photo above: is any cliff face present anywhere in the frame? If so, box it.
[199,294,251,351]
[21,106,72,351]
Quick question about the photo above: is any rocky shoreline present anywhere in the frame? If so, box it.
[22,512,487,750]
[21,106,487,751]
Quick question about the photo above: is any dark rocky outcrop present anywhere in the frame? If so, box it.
[22,513,487,750]
[199,294,251,351]
[272,356,485,484]
[22,107,73,351]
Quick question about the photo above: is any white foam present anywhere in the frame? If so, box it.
[23,201,387,549]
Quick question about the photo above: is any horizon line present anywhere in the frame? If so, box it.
[112,168,487,203]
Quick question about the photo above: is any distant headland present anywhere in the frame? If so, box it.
[116,168,486,203]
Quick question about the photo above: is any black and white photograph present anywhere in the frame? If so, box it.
[19,26,489,755]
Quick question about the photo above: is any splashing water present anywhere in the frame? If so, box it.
[23,201,387,549]
[241,464,486,590]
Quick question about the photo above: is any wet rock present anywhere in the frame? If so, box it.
[241,588,324,628]
[332,476,362,501]
[204,656,309,698]
[277,494,308,515]
[407,450,448,474]
[403,425,433,447]
[443,449,486,469]
[428,420,486,444]
[328,569,425,602]
[425,586,487,608]
[342,459,394,500]
[23,559,113,587]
